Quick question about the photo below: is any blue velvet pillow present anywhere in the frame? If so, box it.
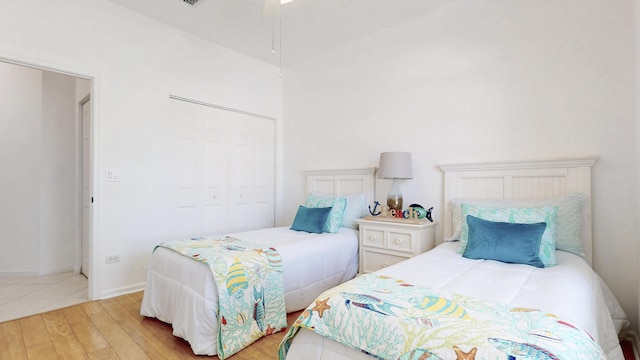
[463,215,547,268]
[290,206,332,234]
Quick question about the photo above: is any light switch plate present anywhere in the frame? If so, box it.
[105,169,120,182]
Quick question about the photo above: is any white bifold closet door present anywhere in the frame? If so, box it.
[173,99,275,238]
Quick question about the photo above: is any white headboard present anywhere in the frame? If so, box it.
[304,168,376,204]
[439,157,598,265]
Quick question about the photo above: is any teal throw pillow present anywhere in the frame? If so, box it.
[463,215,546,268]
[290,206,332,234]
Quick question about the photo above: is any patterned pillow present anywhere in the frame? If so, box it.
[307,192,369,230]
[305,193,347,233]
[341,193,370,229]
[459,203,559,267]
[449,194,586,257]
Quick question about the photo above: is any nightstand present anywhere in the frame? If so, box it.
[356,218,437,274]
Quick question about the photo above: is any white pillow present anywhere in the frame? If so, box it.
[449,193,587,257]
[308,192,369,230]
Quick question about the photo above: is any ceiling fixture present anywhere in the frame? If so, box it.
[262,0,285,77]
[182,0,199,5]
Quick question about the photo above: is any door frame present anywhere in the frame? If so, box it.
[78,94,91,280]
[0,55,99,300]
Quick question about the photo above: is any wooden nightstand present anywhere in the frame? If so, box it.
[356,218,437,274]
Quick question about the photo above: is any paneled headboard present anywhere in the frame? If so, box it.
[304,168,376,204]
[439,157,598,265]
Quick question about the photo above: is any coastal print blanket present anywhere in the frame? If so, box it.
[157,237,287,359]
[279,274,605,360]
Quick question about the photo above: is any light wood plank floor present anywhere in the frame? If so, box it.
[0,291,302,360]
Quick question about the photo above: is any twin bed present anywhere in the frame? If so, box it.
[141,158,629,359]
[140,168,375,355]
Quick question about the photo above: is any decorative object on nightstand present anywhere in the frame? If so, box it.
[356,218,437,274]
[377,152,413,212]
[408,204,434,222]
[365,201,433,224]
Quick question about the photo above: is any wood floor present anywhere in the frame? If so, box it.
[0,291,302,360]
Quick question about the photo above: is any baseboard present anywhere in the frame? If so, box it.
[0,266,76,277]
[100,282,145,300]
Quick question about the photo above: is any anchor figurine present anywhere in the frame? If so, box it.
[368,201,382,216]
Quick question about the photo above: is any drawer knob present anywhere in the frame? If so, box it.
[394,238,402,244]
[382,262,389,268]
[368,235,377,241]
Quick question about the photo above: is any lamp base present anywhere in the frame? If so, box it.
[386,179,403,212]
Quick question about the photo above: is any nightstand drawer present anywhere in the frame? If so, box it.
[360,249,408,273]
[387,231,412,253]
[361,228,385,249]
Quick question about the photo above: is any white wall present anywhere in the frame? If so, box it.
[283,0,639,329]
[0,62,42,273]
[0,62,79,275]
[0,0,282,299]
[40,70,78,274]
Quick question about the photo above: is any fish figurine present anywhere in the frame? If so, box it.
[340,292,401,316]
[253,287,266,331]
[488,338,559,360]
[226,258,248,297]
[415,296,469,319]
[426,207,433,222]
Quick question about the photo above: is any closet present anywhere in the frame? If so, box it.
[172,97,275,238]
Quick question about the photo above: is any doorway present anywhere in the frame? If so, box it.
[0,60,92,321]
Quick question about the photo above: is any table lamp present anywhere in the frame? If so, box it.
[377,152,413,212]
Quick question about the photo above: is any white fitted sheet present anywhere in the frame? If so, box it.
[285,242,629,360]
[140,226,359,355]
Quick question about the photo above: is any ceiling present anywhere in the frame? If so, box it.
[106,0,454,68]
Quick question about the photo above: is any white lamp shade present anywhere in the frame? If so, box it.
[377,152,413,179]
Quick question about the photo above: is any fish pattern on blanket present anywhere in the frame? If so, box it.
[157,237,287,359]
[278,274,605,360]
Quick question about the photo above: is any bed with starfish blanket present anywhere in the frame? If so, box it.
[280,158,630,360]
[280,272,607,359]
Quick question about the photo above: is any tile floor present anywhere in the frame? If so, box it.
[0,271,88,323]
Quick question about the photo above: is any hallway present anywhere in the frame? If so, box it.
[0,271,87,323]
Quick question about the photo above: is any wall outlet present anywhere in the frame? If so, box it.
[105,255,121,264]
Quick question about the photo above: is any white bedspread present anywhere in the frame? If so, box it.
[140,226,359,355]
[285,242,629,360]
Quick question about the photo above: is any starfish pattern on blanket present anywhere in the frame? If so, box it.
[311,298,331,318]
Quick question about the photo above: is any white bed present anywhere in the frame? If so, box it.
[283,157,630,360]
[140,168,375,356]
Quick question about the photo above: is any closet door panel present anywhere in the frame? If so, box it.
[172,98,274,238]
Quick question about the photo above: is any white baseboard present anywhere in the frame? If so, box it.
[0,266,77,277]
[100,282,145,300]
